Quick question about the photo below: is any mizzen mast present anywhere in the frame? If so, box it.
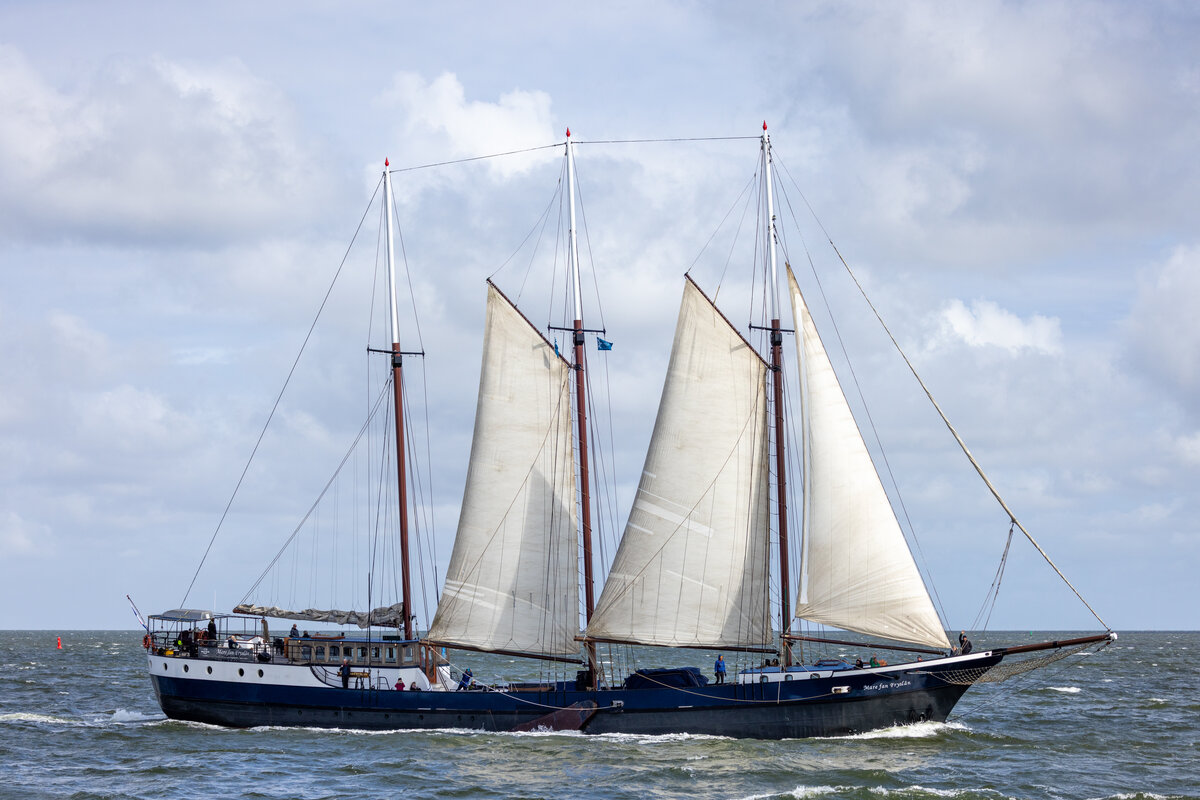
[566,129,598,673]
[762,123,793,666]
[382,159,414,641]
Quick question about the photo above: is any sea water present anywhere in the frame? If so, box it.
[0,630,1196,799]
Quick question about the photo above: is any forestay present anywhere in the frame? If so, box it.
[425,282,580,658]
[586,277,772,650]
[788,267,950,650]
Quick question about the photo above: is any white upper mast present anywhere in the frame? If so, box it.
[383,160,401,346]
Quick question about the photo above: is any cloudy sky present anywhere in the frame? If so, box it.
[2,1,1197,632]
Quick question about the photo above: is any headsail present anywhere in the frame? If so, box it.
[585,277,773,650]
[425,282,580,658]
[788,266,950,650]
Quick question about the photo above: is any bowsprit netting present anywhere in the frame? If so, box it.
[925,639,1115,687]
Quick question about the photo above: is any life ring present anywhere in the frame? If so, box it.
[143,633,152,650]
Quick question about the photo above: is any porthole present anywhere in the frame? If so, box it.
[207,666,212,674]
[183,664,189,673]
[258,669,264,678]
[760,675,768,683]
[238,668,245,677]
[784,674,792,681]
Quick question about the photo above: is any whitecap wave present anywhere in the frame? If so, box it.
[0,712,76,726]
[731,785,842,800]
[592,731,732,744]
[1047,686,1082,694]
[107,709,160,723]
[823,720,969,740]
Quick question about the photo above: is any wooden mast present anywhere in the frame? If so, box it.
[566,129,599,678]
[382,159,414,641]
[762,123,793,667]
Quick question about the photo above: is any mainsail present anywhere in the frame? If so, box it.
[425,282,580,658]
[586,277,773,650]
[788,267,950,650]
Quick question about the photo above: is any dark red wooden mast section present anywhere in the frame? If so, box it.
[383,159,415,641]
[763,123,793,666]
[566,129,598,675]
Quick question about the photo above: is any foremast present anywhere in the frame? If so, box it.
[382,159,414,641]
[762,123,793,667]
[566,128,599,678]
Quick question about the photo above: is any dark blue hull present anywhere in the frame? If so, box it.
[151,652,1002,739]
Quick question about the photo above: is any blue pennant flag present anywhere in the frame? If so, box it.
[554,339,560,357]
[597,338,613,351]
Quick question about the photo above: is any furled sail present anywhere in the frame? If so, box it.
[585,277,772,650]
[788,267,950,650]
[232,603,405,629]
[425,282,580,658]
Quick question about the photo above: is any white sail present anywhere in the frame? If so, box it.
[586,277,772,650]
[789,267,950,650]
[426,283,580,658]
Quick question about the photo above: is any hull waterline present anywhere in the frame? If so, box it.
[149,651,1001,739]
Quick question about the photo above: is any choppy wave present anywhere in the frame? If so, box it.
[820,720,969,740]
[0,711,76,726]
[1047,686,1082,693]
[733,785,1015,800]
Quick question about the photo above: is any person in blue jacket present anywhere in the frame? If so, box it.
[714,655,727,684]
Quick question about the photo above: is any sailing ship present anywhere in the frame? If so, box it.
[142,127,1114,738]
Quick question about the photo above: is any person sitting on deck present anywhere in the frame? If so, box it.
[869,655,880,667]
[394,677,406,691]
[290,624,300,638]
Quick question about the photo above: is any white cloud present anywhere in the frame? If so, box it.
[936,299,1062,354]
[0,46,327,244]
[1126,245,1200,407]
[379,72,558,182]
[0,510,53,557]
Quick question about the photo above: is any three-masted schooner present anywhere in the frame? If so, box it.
[142,126,1114,738]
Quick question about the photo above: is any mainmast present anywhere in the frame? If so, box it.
[566,129,599,674]
[762,123,793,666]
[382,159,414,641]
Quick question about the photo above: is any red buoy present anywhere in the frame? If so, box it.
[56,636,62,649]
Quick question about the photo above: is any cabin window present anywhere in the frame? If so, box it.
[316,646,325,660]
[372,646,380,661]
[329,645,339,659]
[386,647,396,662]
[358,647,367,660]
[403,645,414,662]
[301,646,312,661]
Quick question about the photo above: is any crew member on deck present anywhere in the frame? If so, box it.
[714,655,727,684]
[339,658,351,689]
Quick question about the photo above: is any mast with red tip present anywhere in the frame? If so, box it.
[565,127,598,679]
[761,122,793,665]
[381,157,414,640]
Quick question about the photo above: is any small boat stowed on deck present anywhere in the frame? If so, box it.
[142,126,1115,738]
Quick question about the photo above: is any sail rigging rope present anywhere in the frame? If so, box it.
[767,158,952,635]
[181,177,384,608]
[773,158,1111,634]
[239,381,393,603]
